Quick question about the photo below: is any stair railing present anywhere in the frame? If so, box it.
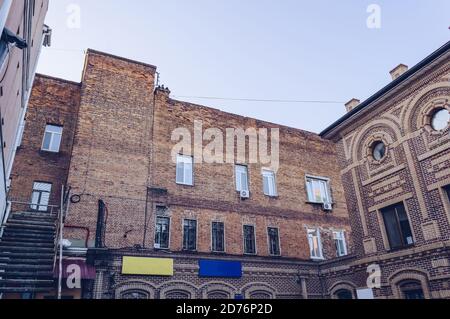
[55,185,71,300]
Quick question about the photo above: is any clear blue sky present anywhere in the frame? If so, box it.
[36,0,450,133]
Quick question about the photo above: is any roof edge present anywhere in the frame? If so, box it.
[35,73,81,86]
[86,49,157,71]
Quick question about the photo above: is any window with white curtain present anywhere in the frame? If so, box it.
[235,165,249,192]
[307,228,323,260]
[176,155,193,186]
[41,125,63,153]
[333,230,348,257]
[306,176,332,204]
[262,170,277,197]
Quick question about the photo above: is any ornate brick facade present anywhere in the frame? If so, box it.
[320,41,450,299]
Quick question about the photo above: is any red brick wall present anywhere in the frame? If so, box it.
[11,49,351,261]
[9,74,81,208]
[64,50,156,248]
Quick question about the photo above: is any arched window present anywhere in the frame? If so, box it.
[335,289,353,300]
[399,281,425,300]
[165,290,191,299]
[121,290,149,299]
[207,291,230,299]
[249,291,272,299]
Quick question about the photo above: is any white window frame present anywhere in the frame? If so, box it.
[176,154,194,186]
[262,169,277,197]
[307,228,324,260]
[154,215,171,250]
[41,124,63,153]
[333,230,348,257]
[305,175,332,204]
[30,182,52,212]
[235,164,249,192]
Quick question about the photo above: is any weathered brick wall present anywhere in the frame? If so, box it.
[9,74,81,207]
[56,50,352,260]
[64,50,156,248]
[144,86,351,260]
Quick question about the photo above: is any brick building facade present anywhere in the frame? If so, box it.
[5,41,450,299]
[320,41,450,299]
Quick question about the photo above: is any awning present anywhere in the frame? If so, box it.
[53,259,96,280]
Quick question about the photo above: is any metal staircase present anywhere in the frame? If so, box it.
[0,206,59,295]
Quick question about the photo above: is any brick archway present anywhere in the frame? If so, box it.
[329,281,357,299]
[389,270,431,299]
[114,280,156,299]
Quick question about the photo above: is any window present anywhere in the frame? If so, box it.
[333,231,348,257]
[307,228,323,260]
[444,185,450,203]
[30,182,52,211]
[430,108,449,131]
[183,219,197,251]
[372,141,386,161]
[335,289,353,300]
[121,290,149,299]
[235,165,249,192]
[306,176,331,204]
[176,155,193,186]
[0,34,8,71]
[262,170,277,197]
[243,225,256,255]
[267,227,280,256]
[381,203,414,250]
[211,222,225,253]
[41,125,63,153]
[154,216,170,249]
[399,281,425,300]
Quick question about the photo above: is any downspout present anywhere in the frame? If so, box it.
[142,72,159,248]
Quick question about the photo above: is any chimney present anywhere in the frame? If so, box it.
[390,64,408,81]
[345,98,360,113]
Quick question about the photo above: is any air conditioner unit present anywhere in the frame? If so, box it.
[323,202,333,211]
[154,243,161,249]
[240,190,250,199]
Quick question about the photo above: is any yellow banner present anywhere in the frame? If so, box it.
[122,257,174,276]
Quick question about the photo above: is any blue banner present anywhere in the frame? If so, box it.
[199,260,242,278]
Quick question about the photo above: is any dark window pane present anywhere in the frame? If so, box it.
[382,203,413,250]
[336,290,353,300]
[400,281,425,300]
[183,220,197,251]
[268,227,280,256]
[382,207,402,249]
[445,185,450,202]
[212,222,225,252]
[243,225,256,254]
